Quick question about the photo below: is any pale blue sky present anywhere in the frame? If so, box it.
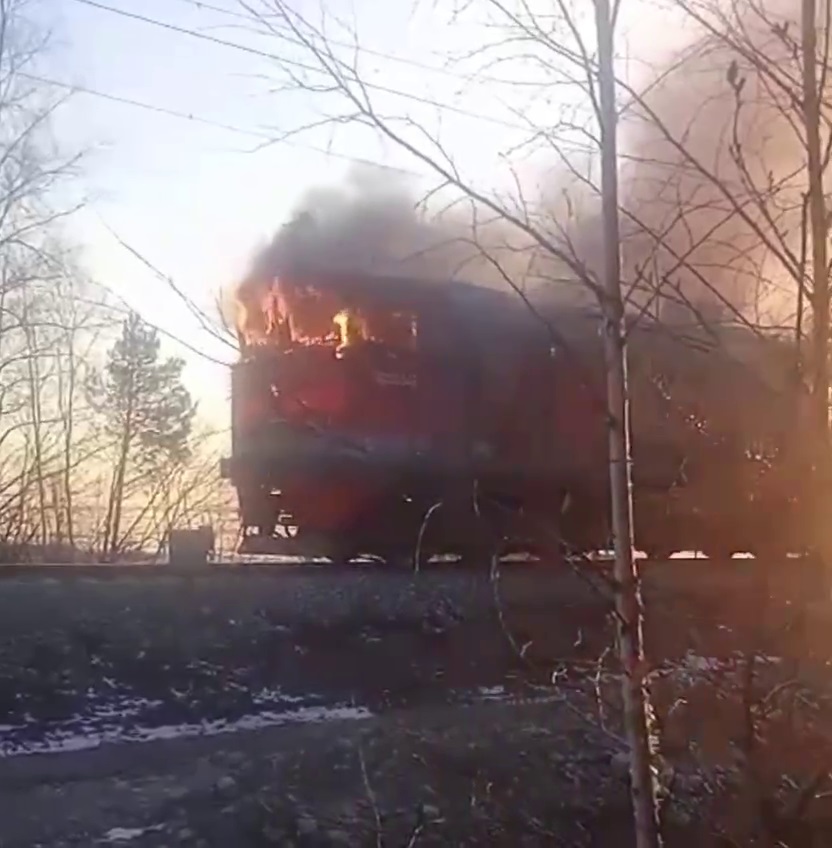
[31,0,668,422]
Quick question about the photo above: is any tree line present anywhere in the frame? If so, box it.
[0,0,231,562]
[0,282,230,561]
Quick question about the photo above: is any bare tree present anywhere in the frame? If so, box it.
[623,1,830,413]
[596,1,662,843]
[0,280,117,556]
[0,0,124,560]
[138,431,231,558]
[800,0,830,431]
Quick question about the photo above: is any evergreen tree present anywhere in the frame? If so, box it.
[92,312,196,557]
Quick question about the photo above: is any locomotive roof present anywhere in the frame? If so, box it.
[274,268,793,390]
[278,267,517,306]
[276,266,598,330]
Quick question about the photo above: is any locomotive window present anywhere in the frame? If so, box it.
[332,305,417,353]
[286,286,341,344]
[360,308,417,349]
[267,280,418,353]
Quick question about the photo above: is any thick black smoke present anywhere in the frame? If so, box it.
[240,165,567,294]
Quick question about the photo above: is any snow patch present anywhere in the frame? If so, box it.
[251,687,306,707]
[658,651,782,686]
[679,653,724,674]
[477,685,507,701]
[1,703,372,758]
[102,826,158,842]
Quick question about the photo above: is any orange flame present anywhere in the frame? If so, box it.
[234,274,418,353]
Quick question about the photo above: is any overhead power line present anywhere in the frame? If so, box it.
[68,0,531,134]
[21,71,426,176]
[168,0,537,88]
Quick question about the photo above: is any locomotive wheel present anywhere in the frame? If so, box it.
[383,549,417,569]
[494,506,570,567]
[342,546,416,569]
[236,481,283,537]
[749,542,789,564]
[702,546,738,562]
[296,488,425,568]
[454,535,497,569]
[411,499,473,569]
[325,539,363,565]
[642,546,675,561]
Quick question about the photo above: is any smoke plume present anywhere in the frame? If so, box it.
[234,165,586,311]
[234,0,809,334]
[618,0,806,327]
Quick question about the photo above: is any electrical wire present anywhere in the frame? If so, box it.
[19,71,426,176]
[167,0,539,88]
[68,0,534,134]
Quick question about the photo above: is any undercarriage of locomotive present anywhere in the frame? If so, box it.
[234,468,805,565]
[233,464,615,567]
[239,486,436,565]
[238,486,481,566]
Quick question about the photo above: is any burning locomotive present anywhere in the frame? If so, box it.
[221,267,808,563]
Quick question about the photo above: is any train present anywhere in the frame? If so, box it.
[220,268,809,564]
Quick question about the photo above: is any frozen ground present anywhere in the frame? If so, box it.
[1,561,832,845]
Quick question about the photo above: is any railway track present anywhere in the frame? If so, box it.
[0,558,535,579]
[0,554,761,580]
[0,560,344,579]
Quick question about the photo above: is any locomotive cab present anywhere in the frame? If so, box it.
[223,273,492,558]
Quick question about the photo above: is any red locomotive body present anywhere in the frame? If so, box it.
[222,269,807,562]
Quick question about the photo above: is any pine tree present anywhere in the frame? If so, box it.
[92,312,196,558]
